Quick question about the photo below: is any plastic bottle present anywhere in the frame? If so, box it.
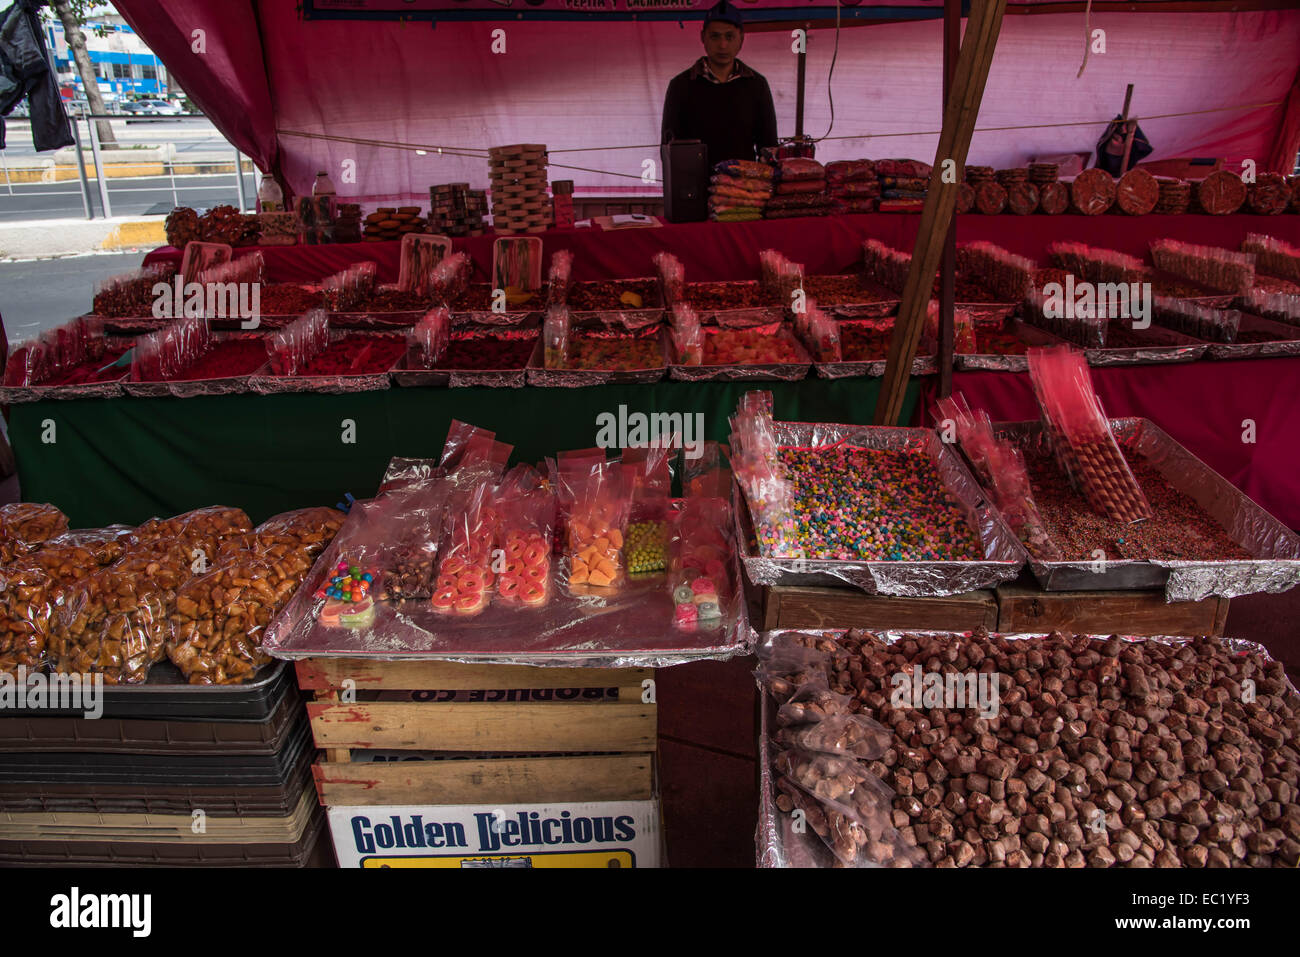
[312,171,337,221]
[257,176,284,212]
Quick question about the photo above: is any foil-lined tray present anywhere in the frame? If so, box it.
[755,628,1300,869]
[678,281,786,329]
[526,329,669,387]
[1202,314,1300,360]
[121,332,270,398]
[814,326,938,379]
[992,418,1300,599]
[1086,324,1207,366]
[794,276,899,320]
[561,278,666,332]
[263,504,754,669]
[955,319,1067,373]
[88,314,168,336]
[327,309,426,329]
[736,421,1027,596]
[250,332,404,394]
[0,335,134,403]
[670,323,812,382]
[959,302,1017,324]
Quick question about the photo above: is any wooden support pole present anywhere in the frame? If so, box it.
[1119,82,1137,175]
[874,0,1008,425]
[938,0,961,401]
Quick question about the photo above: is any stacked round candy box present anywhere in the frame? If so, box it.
[774,446,982,561]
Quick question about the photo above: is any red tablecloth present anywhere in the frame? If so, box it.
[142,212,1300,285]
[922,358,1300,530]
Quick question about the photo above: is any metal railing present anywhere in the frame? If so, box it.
[0,112,255,220]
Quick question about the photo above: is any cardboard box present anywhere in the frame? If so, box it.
[329,801,661,868]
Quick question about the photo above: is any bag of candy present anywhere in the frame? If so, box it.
[667,495,733,632]
[557,459,634,593]
[407,306,452,369]
[543,304,570,369]
[431,472,498,617]
[492,464,554,608]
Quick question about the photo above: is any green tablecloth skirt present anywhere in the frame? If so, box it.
[9,378,919,528]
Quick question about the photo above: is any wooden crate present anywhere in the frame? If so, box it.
[761,585,998,632]
[760,583,1228,638]
[995,583,1228,637]
[296,658,656,807]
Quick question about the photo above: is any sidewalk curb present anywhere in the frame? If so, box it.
[100,220,167,250]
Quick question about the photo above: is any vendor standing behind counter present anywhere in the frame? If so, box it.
[660,1,778,165]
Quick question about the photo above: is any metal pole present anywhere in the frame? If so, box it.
[938,0,960,400]
[168,150,179,209]
[795,25,807,139]
[86,111,112,219]
[233,148,248,211]
[69,111,95,219]
[1,151,12,197]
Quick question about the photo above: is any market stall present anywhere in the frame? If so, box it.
[4,0,1300,878]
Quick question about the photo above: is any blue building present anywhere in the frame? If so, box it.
[46,17,170,100]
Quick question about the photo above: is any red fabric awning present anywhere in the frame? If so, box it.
[112,2,1300,204]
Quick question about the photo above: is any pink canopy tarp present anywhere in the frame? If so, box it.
[113,1,1300,206]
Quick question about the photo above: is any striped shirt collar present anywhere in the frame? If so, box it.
[690,56,755,84]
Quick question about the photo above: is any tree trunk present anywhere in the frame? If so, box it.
[49,0,117,146]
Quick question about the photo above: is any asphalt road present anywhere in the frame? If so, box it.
[0,173,258,221]
[0,254,141,344]
[2,115,237,158]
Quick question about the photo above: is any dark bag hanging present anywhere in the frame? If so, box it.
[1094,114,1152,175]
[0,0,74,152]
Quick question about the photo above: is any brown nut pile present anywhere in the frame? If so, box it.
[776,713,893,761]
[168,561,284,685]
[377,544,437,602]
[129,506,253,553]
[253,507,345,558]
[0,503,69,564]
[809,629,1300,868]
[0,566,52,673]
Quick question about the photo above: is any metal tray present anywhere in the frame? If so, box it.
[561,278,666,331]
[794,275,899,320]
[1202,314,1300,360]
[0,675,301,755]
[0,660,292,721]
[756,629,1300,869]
[0,807,329,868]
[678,280,786,329]
[954,319,1067,372]
[250,332,404,394]
[735,421,1027,596]
[328,309,426,329]
[121,331,271,398]
[1086,323,1207,366]
[994,418,1300,598]
[0,716,313,787]
[815,325,938,379]
[526,329,669,387]
[670,324,812,382]
[0,741,315,817]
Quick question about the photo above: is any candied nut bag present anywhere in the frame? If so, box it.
[168,559,283,684]
[0,565,53,674]
[254,506,345,558]
[45,526,136,567]
[0,503,69,563]
[49,559,176,684]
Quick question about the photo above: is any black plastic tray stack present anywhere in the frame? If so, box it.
[0,662,330,867]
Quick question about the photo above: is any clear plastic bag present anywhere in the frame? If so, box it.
[321,261,378,311]
[1027,345,1153,523]
[1047,240,1145,286]
[266,309,330,376]
[543,304,570,369]
[794,299,843,362]
[1242,232,1300,282]
[92,262,176,317]
[667,496,733,633]
[1149,238,1255,295]
[622,445,672,578]
[668,302,703,365]
[431,251,472,305]
[406,307,451,369]
[955,241,1036,302]
[44,525,135,568]
[432,478,498,618]
[775,713,893,761]
[169,558,283,684]
[0,503,69,563]
[547,249,574,306]
[862,238,911,294]
[557,459,634,593]
[1152,296,1242,343]
[492,464,555,609]
[0,565,52,674]
[653,251,685,306]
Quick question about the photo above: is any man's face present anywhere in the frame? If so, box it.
[701,22,743,70]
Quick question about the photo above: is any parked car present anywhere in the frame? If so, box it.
[121,99,181,116]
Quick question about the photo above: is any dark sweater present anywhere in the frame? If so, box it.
[661,58,778,165]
